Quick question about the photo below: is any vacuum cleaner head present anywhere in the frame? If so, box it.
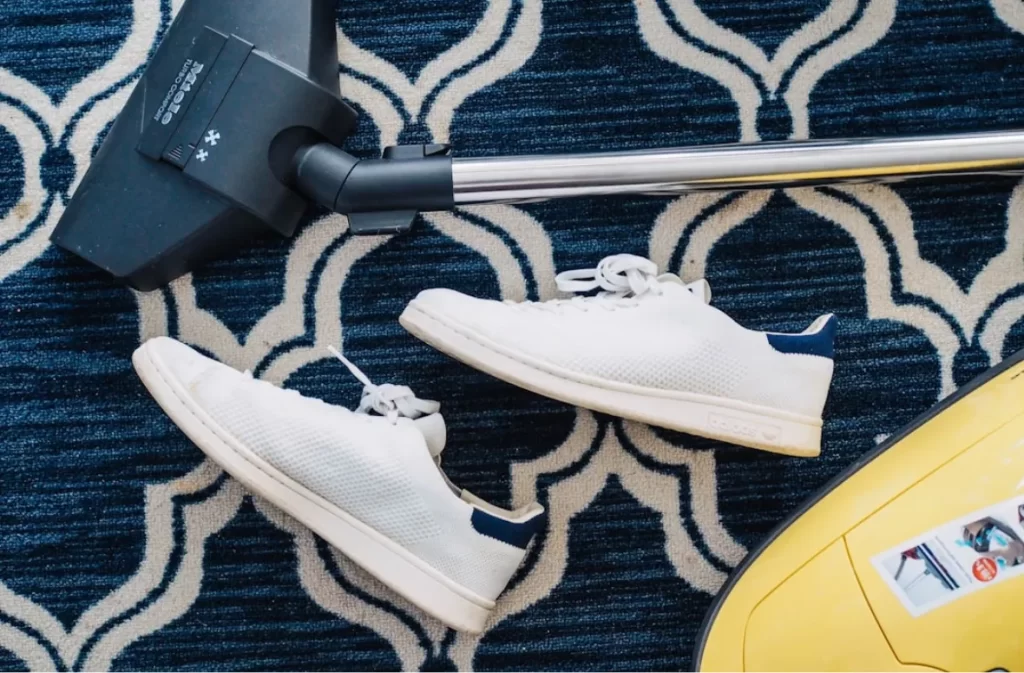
[51,0,357,291]
[694,349,1024,671]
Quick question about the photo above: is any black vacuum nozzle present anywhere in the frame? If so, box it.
[51,0,454,291]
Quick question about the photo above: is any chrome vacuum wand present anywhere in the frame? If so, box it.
[293,129,1024,237]
[449,130,1024,204]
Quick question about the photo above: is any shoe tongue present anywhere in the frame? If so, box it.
[656,272,684,286]
[413,413,447,458]
[656,273,712,304]
[685,278,712,304]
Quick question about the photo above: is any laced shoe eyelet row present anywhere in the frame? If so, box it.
[500,255,673,313]
[325,346,439,425]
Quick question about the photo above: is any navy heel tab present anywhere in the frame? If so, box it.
[470,506,546,549]
[766,314,837,359]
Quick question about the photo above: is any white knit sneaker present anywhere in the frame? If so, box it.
[132,337,544,633]
[401,254,836,457]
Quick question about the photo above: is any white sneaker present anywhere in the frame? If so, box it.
[400,254,836,457]
[132,337,544,633]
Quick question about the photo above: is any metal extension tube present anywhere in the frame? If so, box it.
[450,130,1024,204]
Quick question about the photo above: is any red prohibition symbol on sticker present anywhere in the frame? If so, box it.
[972,557,998,582]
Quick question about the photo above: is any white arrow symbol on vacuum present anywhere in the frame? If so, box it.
[205,130,220,146]
[196,149,209,162]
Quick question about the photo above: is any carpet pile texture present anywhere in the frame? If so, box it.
[3,0,1024,669]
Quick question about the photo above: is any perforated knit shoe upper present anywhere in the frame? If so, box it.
[139,337,545,602]
[408,255,836,420]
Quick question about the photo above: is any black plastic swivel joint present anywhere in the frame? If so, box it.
[293,143,455,235]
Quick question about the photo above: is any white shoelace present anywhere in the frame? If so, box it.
[555,254,663,298]
[327,346,440,423]
[512,254,696,312]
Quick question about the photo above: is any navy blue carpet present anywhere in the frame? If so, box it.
[2,0,1024,669]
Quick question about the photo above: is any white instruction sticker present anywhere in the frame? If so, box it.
[871,494,1024,617]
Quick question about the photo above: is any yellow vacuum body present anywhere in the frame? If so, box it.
[695,350,1024,671]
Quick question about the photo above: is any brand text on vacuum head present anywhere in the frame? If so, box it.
[155,59,205,125]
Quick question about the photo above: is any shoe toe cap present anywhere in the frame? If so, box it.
[409,288,504,327]
[408,288,540,345]
[411,288,479,314]
[135,336,223,389]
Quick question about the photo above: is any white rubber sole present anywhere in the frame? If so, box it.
[132,342,494,633]
[400,303,822,458]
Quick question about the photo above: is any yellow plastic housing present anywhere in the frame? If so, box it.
[696,354,1024,671]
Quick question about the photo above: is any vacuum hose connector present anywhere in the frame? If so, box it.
[294,142,455,234]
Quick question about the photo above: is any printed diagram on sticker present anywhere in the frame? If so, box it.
[873,493,1024,617]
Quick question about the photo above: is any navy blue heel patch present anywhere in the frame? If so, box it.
[766,314,837,358]
[471,508,546,549]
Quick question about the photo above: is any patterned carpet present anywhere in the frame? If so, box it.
[3,0,1024,669]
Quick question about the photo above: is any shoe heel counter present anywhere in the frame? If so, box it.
[465,506,547,599]
[470,507,546,550]
[764,315,837,417]
[765,314,837,359]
